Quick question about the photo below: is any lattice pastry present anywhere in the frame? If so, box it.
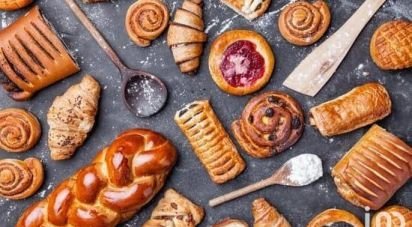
[221,0,272,20]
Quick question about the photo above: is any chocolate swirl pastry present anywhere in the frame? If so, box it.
[278,0,331,46]
[0,158,44,200]
[0,0,32,11]
[126,0,169,47]
[232,91,304,158]
[0,108,41,153]
[307,209,363,227]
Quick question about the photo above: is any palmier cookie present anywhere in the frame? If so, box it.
[209,30,275,96]
[232,91,304,158]
[278,0,331,46]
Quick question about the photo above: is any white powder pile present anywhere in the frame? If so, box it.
[285,154,323,186]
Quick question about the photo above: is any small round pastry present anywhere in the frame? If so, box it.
[0,0,33,11]
[232,91,304,158]
[0,158,44,200]
[125,0,169,47]
[278,0,331,46]
[372,205,412,227]
[209,30,275,96]
[307,209,363,227]
[213,218,248,227]
[0,108,41,152]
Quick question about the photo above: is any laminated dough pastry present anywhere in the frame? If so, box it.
[307,209,364,227]
[252,198,290,227]
[175,100,245,184]
[220,0,272,20]
[213,218,249,227]
[0,0,32,10]
[372,205,412,227]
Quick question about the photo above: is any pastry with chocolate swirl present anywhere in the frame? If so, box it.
[0,158,44,200]
[0,108,41,153]
[232,91,304,158]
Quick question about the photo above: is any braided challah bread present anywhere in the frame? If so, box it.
[17,129,177,227]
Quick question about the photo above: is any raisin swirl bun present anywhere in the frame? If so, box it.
[232,91,304,158]
[0,0,32,11]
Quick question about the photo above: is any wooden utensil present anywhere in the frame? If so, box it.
[282,0,387,96]
[65,0,168,117]
[209,154,323,207]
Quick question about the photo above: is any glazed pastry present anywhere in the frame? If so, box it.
[252,198,290,227]
[209,30,275,96]
[175,100,245,184]
[332,125,412,210]
[372,205,412,227]
[307,209,364,227]
[125,0,169,47]
[370,20,412,70]
[17,129,177,227]
[213,218,249,227]
[143,189,204,227]
[0,158,43,200]
[82,0,108,3]
[232,91,304,158]
[167,0,207,74]
[0,6,80,101]
[309,83,391,137]
[47,75,100,160]
[0,108,41,152]
[278,0,331,46]
[0,0,32,11]
[220,0,272,20]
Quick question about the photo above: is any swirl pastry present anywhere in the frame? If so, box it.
[0,0,32,10]
[372,205,412,227]
[175,100,245,184]
[232,91,304,158]
[125,0,169,47]
[220,0,272,20]
[0,158,44,200]
[332,125,412,210]
[370,20,412,70]
[307,209,363,227]
[213,218,248,227]
[0,108,41,153]
[252,198,290,227]
[278,0,331,46]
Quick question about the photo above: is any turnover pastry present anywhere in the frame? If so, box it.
[0,108,41,152]
[209,30,275,96]
[47,75,100,160]
[252,198,290,227]
[232,91,304,158]
[0,157,44,200]
[213,218,249,227]
[309,83,391,137]
[307,209,363,227]
[278,0,331,46]
[332,125,412,210]
[125,0,169,47]
[370,20,412,70]
[0,6,80,101]
[175,100,245,184]
[220,0,272,20]
[0,0,32,10]
[143,189,204,227]
[372,205,412,227]
[17,129,177,227]
[167,0,207,74]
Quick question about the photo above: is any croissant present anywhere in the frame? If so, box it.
[252,198,290,227]
[167,0,207,74]
[0,0,32,11]
[17,129,177,227]
[47,75,101,160]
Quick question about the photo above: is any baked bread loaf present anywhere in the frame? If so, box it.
[372,205,412,227]
[143,189,204,227]
[175,100,245,184]
[47,75,100,160]
[0,0,32,10]
[167,0,207,74]
[0,6,80,101]
[0,108,41,152]
[370,20,412,70]
[307,209,363,227]
[17,129,177,227]
[332,125,412,210]
[220,0,271,20]
[213,218,249,227]
[309,83,391,137]
[232,91,304,158]
[252,198,290,227]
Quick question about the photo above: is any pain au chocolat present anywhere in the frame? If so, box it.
[332,125,412,210]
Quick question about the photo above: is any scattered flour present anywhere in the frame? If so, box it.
[286,154,323,186]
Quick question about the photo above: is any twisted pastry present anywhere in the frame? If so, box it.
[0,0,32,11]
[125,0,169,47]
[252,198,290,227]
[307,209,363,227]
[232,91,304,158]
[0,108,41,153]
[372,205,412,227]
[0,158,44,200]
[278,0,331,46]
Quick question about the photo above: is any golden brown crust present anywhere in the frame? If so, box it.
[220,0,272,20]
[309,83,391,137]
[175,100,246,184]
[370,20,412,70]
[372,205,412,227]
[0,0,32,11]
[213,218,249,227]
[209,30,275,96]
[252,198,291,227]
[0,108,41,152]
[332,125,412,210]
[307,209,364,227]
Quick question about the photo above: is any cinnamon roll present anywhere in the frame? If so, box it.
[0,108,41,153]
[0,0,32,11]
[0,157,44,200]
[232,91,304,158]
[278,0,331,46]
[125,0,169,47]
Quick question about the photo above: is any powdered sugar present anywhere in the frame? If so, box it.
[285,154,323,186]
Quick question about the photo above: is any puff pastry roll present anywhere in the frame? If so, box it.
[307,209,364,227]
[175,100,245,184]
[332,125,412,210]
[372,205,412,227]
[252,198,290,227]
[309,83,391,137]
